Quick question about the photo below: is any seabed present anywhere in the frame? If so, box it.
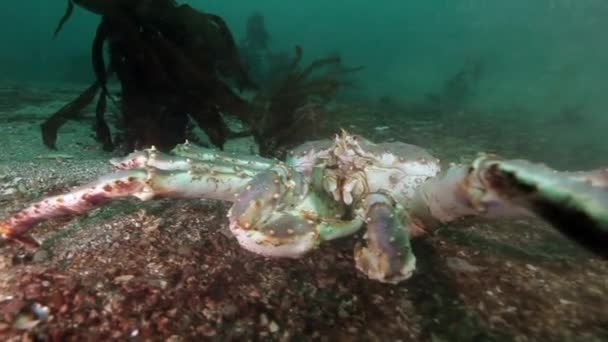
[0,83,607,341]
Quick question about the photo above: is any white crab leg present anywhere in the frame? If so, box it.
[0,157,258,246]
[171,142,275,171]
[408,156,608,257]
[410,160,608,228]
[407,164,532,232]
[564,169,608,188]
[110,144,277,172]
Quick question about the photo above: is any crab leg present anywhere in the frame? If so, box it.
[354,193,416,284]
[0,151,266,246]
[109,144,276,172]
[409,155,608,257]
[407,163,529,231]
[170,142,275,171]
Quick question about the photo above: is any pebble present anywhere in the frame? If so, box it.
[33,250,49,263]
[259,313,268,326]
[113,275,135,283]
[559,298,575,305]
[14,314,40,330]
[338,308,349,319]
[268,321,279,333]
[1,188,16,195]
[525,264,538,272]
[446,257,481,273]
[17,183,27,193]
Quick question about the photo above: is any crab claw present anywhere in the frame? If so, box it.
[227,163,366,260]
[355,193,416,284]
[477,158,608,258]
[227,163,320,258]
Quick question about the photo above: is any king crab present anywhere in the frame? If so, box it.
[1,131,607,283]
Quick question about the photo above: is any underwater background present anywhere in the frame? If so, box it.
[3,1,608,112]
[2,1,608,167]
[0,1,607,341]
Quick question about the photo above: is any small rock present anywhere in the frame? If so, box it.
[446,257,481,273]
[268,321,279,333]
[338,308,349,319]
[1,188,16,195]
[17,183,27,193]
[259,313,268,326]
[33,250,49,263]
[32,303,50,321]
[559,298,575,305]
[525,264,538,272]
[14,313,40,330]
[113,275,135,283]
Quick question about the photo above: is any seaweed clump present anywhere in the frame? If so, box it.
[246,46,363,158]
[237,12,363,157]
[43,4,360,158]
[44,0,255,152]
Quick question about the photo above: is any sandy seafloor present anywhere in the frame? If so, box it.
[0,83,607,341]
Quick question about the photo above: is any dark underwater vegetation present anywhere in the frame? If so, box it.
[0,1,607,340]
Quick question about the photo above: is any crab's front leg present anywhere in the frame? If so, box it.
[0,149,262,246]
[354,192,416,284]
[226,163,365,258]
[409,155,608,257]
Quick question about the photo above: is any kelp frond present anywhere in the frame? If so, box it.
[250,46,363,157]
[53,0,75,38]
[41,82,100,149]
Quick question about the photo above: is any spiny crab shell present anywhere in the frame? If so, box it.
[288,132,442,207]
